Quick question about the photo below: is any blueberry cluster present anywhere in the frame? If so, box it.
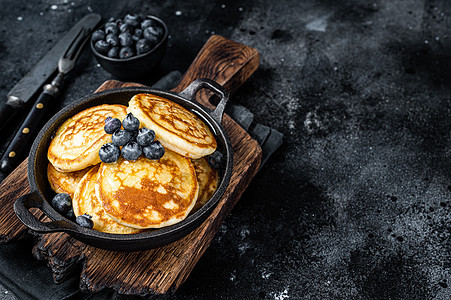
[99,113,165,163]
[50,193,93,229]
[92,14,165,59]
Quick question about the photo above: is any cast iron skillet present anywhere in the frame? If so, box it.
[13,78,233,252]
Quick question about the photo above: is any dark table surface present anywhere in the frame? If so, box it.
[0,0,450,299]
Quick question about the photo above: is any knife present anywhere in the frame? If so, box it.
[0,13,101,133]
[0,27,96,173]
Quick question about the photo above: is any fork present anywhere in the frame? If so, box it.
[0,28,90,173]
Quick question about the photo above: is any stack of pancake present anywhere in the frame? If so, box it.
[47,94,219,234]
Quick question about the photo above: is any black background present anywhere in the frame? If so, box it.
[0,0,450,299]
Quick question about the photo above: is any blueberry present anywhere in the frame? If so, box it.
[143,26,162,44]
[149,24,164,37]
[94,39,110,55]
[105,23,119,35]
[134,28,143,38]
[124,13,141,27]
[136,128,155,146]
[119,23,134,34]
[112,129,132,146]
[51,193,72,215]
[129,129,138,141]
[118,32,133,47]
[143,140,165,160]
[122,113,140,131]
[207,150,224,169]
[141,18,157,29]
[136,39,152,55]
[115,18,123,26]
[105,21,116,28]
[99,143,121,163]
[65,208,75,219]
[76,214,94,229]
[107,46,119,58]
[121,141,142,161]
[119,46,135,59]
[132,35,141,43]
[104,117,121,134]
[91,30,106,42]
[106,33,119,47]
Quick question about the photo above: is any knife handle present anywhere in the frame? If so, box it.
[0,103,19,133]
[0,91,55,173]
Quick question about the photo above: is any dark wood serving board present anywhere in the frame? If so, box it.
[0,35,262,295]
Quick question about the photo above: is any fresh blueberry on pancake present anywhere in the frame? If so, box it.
[66,208,75,220]
[122,112,140,131]
[51,193,72,215]
[136,127,155,146]
[121,141,142,161]
[48,104,128,172]
[99,143,121,163]
[143,140,165,160]
[112,129,133,146]
[76,214,94,229]
[127,93,217,159]
[104,116,122,134]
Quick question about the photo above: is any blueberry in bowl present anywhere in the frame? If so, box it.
[91,14,168,80]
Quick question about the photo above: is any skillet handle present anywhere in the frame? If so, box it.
[14,190,76,233]
[179,78,230,125]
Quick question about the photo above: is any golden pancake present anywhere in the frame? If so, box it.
[191,158,219,212]
[72,165,142,234]
[47,163,91,197]
[127,93,217,159]
[48,104,128,172]
[95,150,199,229]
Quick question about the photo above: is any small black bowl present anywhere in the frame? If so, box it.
[91,15,168,80]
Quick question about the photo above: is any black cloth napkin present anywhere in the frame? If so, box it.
[0,72,283,299]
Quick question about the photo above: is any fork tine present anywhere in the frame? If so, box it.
[62,28,84,59]
[58,27,89,73]
[64,28,88,60]
[70,29,89,61]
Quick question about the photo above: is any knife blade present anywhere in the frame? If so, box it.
[0,28,93,174]
[0,13,101,132]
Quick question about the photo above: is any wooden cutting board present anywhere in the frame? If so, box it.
[0,35,262,295]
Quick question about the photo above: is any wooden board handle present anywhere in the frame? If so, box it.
[172,35,259,96]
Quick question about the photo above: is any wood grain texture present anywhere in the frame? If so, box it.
[174,35,259,93]
[0,35,261,296]
[0,159,30,242]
